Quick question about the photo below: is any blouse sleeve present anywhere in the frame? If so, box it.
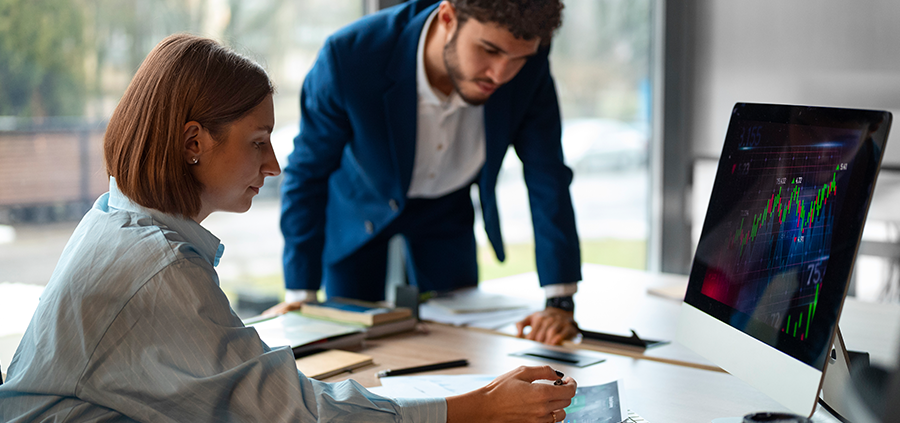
[76,258,447,422]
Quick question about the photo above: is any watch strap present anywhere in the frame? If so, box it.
[545,295,575,313]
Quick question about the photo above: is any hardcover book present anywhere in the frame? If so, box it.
[301,298,412,326]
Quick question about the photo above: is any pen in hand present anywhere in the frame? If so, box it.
[533,369,566,386]
[376,359,469,378]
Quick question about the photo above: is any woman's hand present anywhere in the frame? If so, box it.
[446,366,576,423]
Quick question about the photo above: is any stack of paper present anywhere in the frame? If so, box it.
[426,289,532,314]
[419,288,540,329]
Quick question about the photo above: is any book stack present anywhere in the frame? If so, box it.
[301,298,418,339]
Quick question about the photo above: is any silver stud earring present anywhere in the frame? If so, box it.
[192,157,199,164]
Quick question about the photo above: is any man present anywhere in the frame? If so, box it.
[267,0,581,345]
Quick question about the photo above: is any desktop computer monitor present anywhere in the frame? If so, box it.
[677,103,891,418]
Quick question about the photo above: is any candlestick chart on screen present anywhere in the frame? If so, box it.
[699,124,857,344]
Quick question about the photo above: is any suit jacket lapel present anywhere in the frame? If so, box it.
[479,89,512,261]
[484,89,512,178]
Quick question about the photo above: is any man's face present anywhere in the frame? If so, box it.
[443,18,541,105]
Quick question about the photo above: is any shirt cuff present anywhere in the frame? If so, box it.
[543,282,578,299]
[284,289,317,303]
[395,397,447,423]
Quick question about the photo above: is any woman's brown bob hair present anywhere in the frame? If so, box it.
[104,33,274,218]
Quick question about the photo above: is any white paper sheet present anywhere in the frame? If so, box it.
[373,374,497,398]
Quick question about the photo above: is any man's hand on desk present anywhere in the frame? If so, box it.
[446,366,576,423]
[260,301,304,317]
[515,308,579,346]
[261,290,318,317]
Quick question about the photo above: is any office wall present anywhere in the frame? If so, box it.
[661,0,900,274]
[689,0,900,163]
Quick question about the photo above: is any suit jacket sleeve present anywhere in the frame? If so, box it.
[513,57,582,287]
[281,38,351,291]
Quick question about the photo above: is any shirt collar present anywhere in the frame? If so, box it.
[107,177,225,267]
[416,8,471,110]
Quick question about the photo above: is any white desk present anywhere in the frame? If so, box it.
[2,265,897,421]
[0,282,44,380]
[479,263,900,371]
[325,323,846,423]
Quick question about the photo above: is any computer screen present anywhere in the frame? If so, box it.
[678,103,891,417]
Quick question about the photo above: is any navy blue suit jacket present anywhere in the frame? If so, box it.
[281,0,581,291]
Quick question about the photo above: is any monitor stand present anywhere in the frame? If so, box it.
[709,326,855,423]
[818,327,855,422]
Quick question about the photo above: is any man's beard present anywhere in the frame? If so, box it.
[443,32,491,106]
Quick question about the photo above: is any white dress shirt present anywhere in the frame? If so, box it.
[407,8,486,199]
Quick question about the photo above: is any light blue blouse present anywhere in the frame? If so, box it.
[0,179,446,422]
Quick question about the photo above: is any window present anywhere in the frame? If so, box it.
[482,0,655,280]
[0,0,658,317]
[0,0,364,315]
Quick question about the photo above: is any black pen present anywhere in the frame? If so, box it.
[376,359,469,378]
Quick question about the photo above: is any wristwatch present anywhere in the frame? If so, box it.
[545,295,575,313]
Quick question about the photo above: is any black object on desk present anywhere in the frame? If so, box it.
[395,284,420,321]
[580,329,669,349]
[742,412,811,423]
[377,359,469,378]
[510,346,606,368]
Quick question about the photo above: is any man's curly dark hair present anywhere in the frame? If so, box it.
[448,0,564,45]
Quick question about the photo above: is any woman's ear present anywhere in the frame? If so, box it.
[183,121,204,165]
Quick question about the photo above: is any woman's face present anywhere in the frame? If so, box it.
[191,94,280,222]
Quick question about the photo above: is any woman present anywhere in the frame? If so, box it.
[0,34,575,422]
